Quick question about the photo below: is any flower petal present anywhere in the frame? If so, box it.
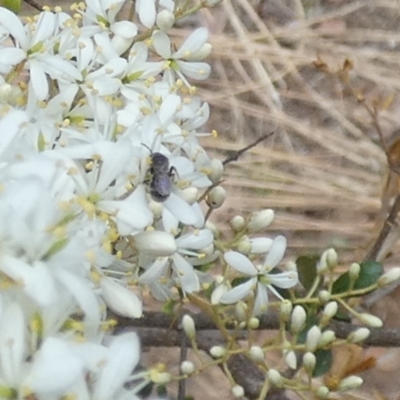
[220,278,256,304]
[224,251,257,276]
[264,235,287,270]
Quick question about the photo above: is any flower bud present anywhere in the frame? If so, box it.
[206,186,226,209]
[249,346,264,362]
[321,301,338,325]
[291,305,306,333]
[156,9,175,30]
[303,352,316,374]
[280,300,293,322]
[338,376,363,391]
[249,317,259,329]
[348,327,370,343]
[318,248,338,273]
[250,237,273,254]
[318,330,335,346]
[210,345,226,358]
[232,385,244,398]
[284,350,297,369]
[247,209,274,232]
[235,301,248,321]
[316,386,330,398]
[237,236,251,254]
[357,313,383,328]
[208,158,224,183]
[349,263,360,280]
[318,290,331,304]
[134,231,177,256]
[306,326,322,352]
[181,361,195,375]
[230,215,246,232]
[267,369,283,387]
[378,267,400,286]
[181,187,199,204]
[182,315,196,339]
[190,43,213,61]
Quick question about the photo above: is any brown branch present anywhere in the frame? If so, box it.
[113,311,400,348]
[363,193,400,262]
[24,0,42,11]
[222,132,275,166]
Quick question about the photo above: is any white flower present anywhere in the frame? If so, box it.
[0,8,81,100]
[139,229,213,295]
[220,236,298,315]
[152,28,211,85]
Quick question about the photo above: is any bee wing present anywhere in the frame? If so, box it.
[150,174,172,202]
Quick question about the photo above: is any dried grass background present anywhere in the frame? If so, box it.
[188,0,400,267]
[28,0,400,398]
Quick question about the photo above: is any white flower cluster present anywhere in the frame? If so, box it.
[0,0,296,398]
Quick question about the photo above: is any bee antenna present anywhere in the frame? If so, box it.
[141,143,153,153]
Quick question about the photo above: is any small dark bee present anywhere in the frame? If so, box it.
[142,144,176,202]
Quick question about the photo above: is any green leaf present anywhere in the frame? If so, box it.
[0,0,21,13]
[332,261,383,294]
[296,254,320,292]
[313,349,332,377]
[231,276,250,287]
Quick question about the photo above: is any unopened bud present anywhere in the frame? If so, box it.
[180,361,195,375]
[318,290,331,304]
[291,305,307,333]
[230,215,246,232]
[349,263,360,280]
[318,330,335,346]
[280,300,293,322]
[306,326,322,352]
[303,352,316,374]
[156,9,175,30]
[316,386,330,398]
[189,43,213,61]
[321,301,338,325]
[206,186,226,208]
[338,376,363,391]
[208,158,224,183]
[249,317,259,329]
[237,236,251,254]
[210,345,226,358]
[232,385,244,398]
[235,301,248,321]
[267,369,283,387]
[249,346,264,362]
[181,187,199,204]
[318,248,338,274]
[378,268,400,286]
[284,350,297,369]
[182,315,196,339]
[358,313,382,328]
[250,237,273,254]
[348,327,370,343]
[247,209,274,232]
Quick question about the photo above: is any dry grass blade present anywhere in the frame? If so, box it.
[180,0,400,266]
